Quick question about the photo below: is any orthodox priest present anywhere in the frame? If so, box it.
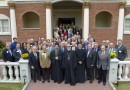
[75,43,86,83]
[50,42,63,84]
[62,44,77,85]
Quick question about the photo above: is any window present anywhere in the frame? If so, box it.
[22,12,40,29]
[95,11,112,28]
[0,14,10,35]
[124,14,130,34]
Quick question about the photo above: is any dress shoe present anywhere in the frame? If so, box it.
[103,82,106,86]
[98,80,101,83]
[42,80,45,83]
[90,80,93,83]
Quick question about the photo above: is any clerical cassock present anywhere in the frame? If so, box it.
[62,44,77,85]
[50,43,63,83]
[75,43,86,83]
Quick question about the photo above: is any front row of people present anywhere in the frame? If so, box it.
[29,43,110,86]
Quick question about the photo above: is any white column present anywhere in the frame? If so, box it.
[8,2,17,41]
[117,2,126,40]
[8,65,13,80]
[2,65,7,80]
[14,65,19,81]
[83,2,89,40]
[46,3,52,39]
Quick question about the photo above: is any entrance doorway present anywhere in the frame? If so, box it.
[58,18,75,26]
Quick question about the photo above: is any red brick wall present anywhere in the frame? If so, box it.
[89,3,119,45]
[0,8,11,42]
[123,7,130,50]
[15,3,46,42]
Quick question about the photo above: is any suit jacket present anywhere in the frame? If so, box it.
[39,50,51,68]
[82,43,88,50]
[85,49,96,68]
[97,51,110,70]
[13,48,22,62]
[2,49,14,62]
[115,45,127,61]
[93,47,100,65]
[29,52,40,68]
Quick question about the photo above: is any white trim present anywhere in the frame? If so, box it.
[124,31,130,34]
[51,0,83,3]
[0,14,11,35]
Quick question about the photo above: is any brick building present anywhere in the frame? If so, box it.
[0,0,130,49]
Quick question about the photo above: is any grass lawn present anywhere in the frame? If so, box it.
[0,83,24,90]
[114,82,130,90]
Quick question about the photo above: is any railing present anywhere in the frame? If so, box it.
[0,59,31,83]
[118,61,130,81]
[0,62,20,83]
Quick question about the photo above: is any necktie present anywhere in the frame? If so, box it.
[102,52,105,60]
[87,50,90,57]
[34,53,37,59]
[9,50,12,56]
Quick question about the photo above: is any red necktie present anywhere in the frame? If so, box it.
[102,52,105,60]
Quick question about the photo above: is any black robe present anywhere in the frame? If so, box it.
[62,50,77,85]
[50,49,63,83]
[75,48,86,83]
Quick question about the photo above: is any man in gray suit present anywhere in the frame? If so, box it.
[109,43,118,58]
[97,45,110,85]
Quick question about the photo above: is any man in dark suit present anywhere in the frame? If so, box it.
[13,43,22,62]
[2,43,14,62]
[29,46,41,83]
[93,42,100,79]
[97,45,110,85]
[2,43,15,78]
[115,39,127,61]
[85,44,96,83]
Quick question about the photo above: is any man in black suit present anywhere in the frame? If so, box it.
[93,42,100,79]
[115,39,127,61]
[2,43,14,62]
[13,43,22,62]
[2,43,15,78]
[29,46,41,83]
[85,44,96,83]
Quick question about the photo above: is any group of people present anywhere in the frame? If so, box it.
[53,24,82,39]
[2,33,128,86]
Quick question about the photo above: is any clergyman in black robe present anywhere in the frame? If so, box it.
[75,43,86,83]
[50,43,63,83]
[62,44,77,85]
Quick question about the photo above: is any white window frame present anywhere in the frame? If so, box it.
[124,14,130,34]
[0,14,11,35]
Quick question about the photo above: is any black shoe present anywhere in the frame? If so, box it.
[42,80,45,83]
[47,80,50,83]
[98,80,101,83]
[103,83,106,86]
[34,81,36,83]
[90,80,93,83]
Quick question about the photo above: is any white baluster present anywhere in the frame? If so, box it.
[8,65,13,80]
[124,65,129,80]
[118,64,123,79]
[14,65,19,80]
[2,65,7,80]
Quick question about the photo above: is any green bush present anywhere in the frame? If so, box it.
[0,40,5,59]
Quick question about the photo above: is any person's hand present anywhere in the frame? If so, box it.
[79,61,82,64]
[91,65,94,67]
[31,66,34,69]
[55,57,58,60]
